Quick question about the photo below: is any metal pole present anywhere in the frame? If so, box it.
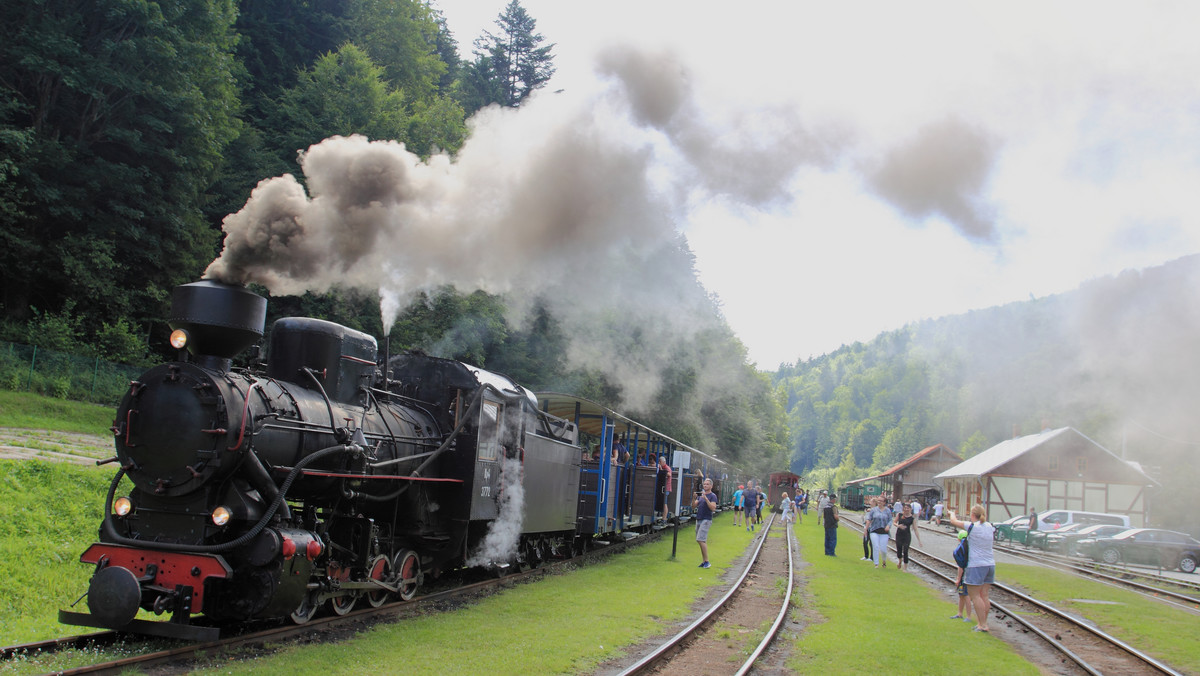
[27,345,37,390]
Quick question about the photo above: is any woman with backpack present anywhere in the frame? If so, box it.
[946,505,997,633]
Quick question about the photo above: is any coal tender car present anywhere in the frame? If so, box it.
[60,281,583,640]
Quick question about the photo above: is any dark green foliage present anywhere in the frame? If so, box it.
[0,0,241,334]
[460,0,555,112]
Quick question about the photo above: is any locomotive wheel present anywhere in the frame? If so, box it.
[366,555,391,608]
[331,591,358,615]
[392,549,421,602]
[328,562,357,615]
[290,590,321,624]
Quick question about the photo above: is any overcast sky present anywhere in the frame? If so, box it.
[436,1,1200,369]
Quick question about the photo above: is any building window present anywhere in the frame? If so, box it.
[1076,457,1087,473]
[1048,455,1059,472]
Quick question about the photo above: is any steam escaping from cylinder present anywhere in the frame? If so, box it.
[466,456,526,568]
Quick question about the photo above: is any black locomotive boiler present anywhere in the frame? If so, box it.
[60,281,582,640]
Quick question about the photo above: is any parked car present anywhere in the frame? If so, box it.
[1035,509,1131,532]
[1084,528,1200,573]
[1027,522,1087,550]
[1044,523,1128,555]
[994,515,1032,544]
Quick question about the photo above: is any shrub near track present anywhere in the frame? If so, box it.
[193,521,760,675]
[1001,564,1200,672]
[788,520,1037,675]
[0,460,113,645]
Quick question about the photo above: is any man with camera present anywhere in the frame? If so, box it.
[692,478,718,568]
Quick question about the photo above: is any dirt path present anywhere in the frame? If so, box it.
[0,427,113,464]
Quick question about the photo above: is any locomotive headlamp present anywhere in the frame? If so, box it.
[169,329,189,349]
[211,506,232,526]
[113,496,133,517]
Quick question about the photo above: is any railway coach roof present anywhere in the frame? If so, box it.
[535,392,727,468]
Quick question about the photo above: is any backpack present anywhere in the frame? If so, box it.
[953,524,974,568]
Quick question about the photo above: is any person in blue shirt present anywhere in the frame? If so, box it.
[692,478,718,568]
[732,484,745,527]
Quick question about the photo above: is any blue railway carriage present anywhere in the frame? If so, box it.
[535,393,736,536]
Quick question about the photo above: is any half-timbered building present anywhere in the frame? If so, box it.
[934,427,1157,526]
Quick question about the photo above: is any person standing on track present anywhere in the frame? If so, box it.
[823,494,840,555]
[692,478,718,568]
[781,492,794,524]
[742,482,759,532]
[893,502,922,571]
[946,505,996,633]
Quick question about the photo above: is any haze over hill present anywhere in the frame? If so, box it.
[775,254,1200,531]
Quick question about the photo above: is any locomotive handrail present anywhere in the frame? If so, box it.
[101,443,365,553]
[302,367,340,440]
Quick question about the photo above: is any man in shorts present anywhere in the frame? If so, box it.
[693,478,718,568]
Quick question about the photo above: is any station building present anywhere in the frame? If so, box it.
[934,427,1157,526]
[842,443,963,510]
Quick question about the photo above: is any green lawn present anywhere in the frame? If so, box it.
[0,390,114,434]
[193,521,759,675]
[787,520,1038,675]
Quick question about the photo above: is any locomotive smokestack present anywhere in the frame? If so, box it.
[169,281,267,369]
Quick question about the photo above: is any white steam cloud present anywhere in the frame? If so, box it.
[466,456,526,567]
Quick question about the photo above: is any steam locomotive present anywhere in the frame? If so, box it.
[60,281,732,640]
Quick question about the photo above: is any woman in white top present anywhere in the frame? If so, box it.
[945,504,996,632]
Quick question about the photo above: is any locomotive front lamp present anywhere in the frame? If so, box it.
[114,496,133,516]
[169,329,189,350]
[211,506,232,526]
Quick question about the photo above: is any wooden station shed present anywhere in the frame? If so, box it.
[842,443,963,511]
[934,427,1157,526]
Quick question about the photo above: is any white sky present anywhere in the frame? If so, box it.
[437,1,1200,368]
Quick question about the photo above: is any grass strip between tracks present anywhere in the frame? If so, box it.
[1001,563,1200,672]
[787,518,1038,675]
[193,517,760,675]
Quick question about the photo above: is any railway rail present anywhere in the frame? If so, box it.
[844,515,1184,676]
[617,513,796,676]
[1,531,657,675]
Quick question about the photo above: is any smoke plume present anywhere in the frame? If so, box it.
[867,117,1000,242]
[204,45,837,407]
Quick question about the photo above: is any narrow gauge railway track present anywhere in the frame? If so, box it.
[618,514,795,676]
[844,516,1183,676]
[2,531,659,675]
[989,539,1200,602]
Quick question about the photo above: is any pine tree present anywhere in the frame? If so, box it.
[461,0,555,112]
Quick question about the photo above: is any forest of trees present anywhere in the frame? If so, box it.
[4,1,1196,501]
[0,0,788,474]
